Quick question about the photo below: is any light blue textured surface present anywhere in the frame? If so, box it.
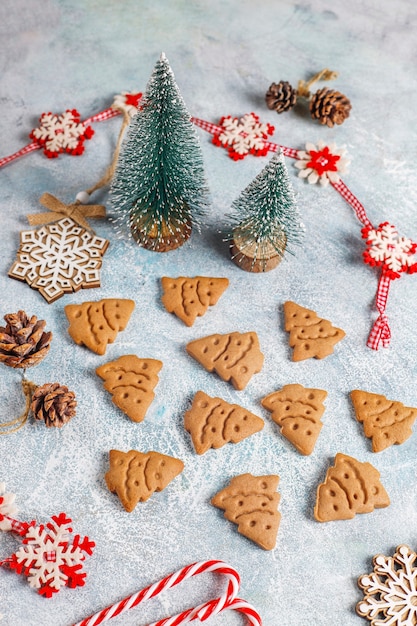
[0,1,417,625]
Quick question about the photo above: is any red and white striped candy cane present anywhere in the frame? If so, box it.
[73,560,257,626]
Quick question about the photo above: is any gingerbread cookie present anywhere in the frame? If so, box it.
[262,384,327,455]
[211,474,281,550]
[283,301,345,361]
[161,276,229,326]
[96,355,162,423]
[186,331,264,390]
[105,449,184,512]
[184,391,264,454]
[65,298,135,355]
[314,453,390,522]
[350,390,417,452]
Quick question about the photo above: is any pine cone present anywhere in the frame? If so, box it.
[265,81,297,113]
[0,311,52,369]
[31,383,77,428]
[309,87,351,127]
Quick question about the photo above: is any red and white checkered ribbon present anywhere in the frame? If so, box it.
[73,560,261,626]
[367,273,392,349]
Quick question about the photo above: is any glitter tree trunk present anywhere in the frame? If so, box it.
[111,53,210,251]
[227,150,304,272]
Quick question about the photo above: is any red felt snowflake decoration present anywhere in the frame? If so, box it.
[30,109,94,158]
[212,112,274,160]
[0,484,94,598]
[362,222,417,280]
[7,512,95,597]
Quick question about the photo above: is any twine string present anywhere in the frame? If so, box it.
[297,68,338,99]
[0,376,37,435]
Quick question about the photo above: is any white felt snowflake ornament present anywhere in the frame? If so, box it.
[294,141,349,186]
[30,109,94,158]
[357,545,417,625]
[213,112,274,160]
[9,512,95,597]
[112,91,143,117]
[362,222,417,279]
[9,217,109,303]
[0,483,17,531]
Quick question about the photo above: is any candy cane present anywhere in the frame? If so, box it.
[73,560,248,626]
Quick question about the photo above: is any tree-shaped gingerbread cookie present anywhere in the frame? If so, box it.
[96,355,162,423]
[211,474,281,550]
[105,449,184,512]
[314,453,390,522]
[184,391,264,454]
[161,276,229,326]
[262,384,327,455]
[350,390,417,452]
[283,301,345,361]
[186,331,264,390]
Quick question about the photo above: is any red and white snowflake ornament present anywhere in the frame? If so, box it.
[0,483,18,531]
[112,91,143,117]
[8,512,94,597]
[294,141,349,186]
[213,112,275,160]
[362,222,417,280]
[30,109,94,158]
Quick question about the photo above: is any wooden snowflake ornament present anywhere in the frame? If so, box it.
[357,545,417,625]
[9,217,109,303]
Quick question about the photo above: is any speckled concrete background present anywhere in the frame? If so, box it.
[0,1,417,624]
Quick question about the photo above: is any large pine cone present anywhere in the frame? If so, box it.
[309,87,351,127]
[31,383,77,428]
[0,311,52,369]
[265,81,297,113]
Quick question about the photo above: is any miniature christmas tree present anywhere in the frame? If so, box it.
[111,53,210,251]
[227,150,304,272]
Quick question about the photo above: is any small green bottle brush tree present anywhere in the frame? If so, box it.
[227,150,305,272]
[111,53,210,252]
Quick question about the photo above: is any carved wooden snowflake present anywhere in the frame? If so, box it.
[213,113,274,160]
[30,109,94,158]
[357,545,417,625]
[8,512,95,597]
[362,222,417,279]
[9,217,109,303]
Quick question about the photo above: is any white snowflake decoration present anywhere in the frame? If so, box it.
[213,113,274,160]
[363,222,417,279]
[357,545,417,625]
[9,217,109,303]
[0,482,17,531]
[9,512,94,597]
[30,109,94,157]
[294,140,349,186]
[112,91,143,117]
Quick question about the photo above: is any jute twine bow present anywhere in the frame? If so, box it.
[27,193,106,232]
[297,68,339,98]
[0,377,38,435]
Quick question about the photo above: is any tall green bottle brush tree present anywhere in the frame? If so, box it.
[227,150,305,272]
[111,53,210,252]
